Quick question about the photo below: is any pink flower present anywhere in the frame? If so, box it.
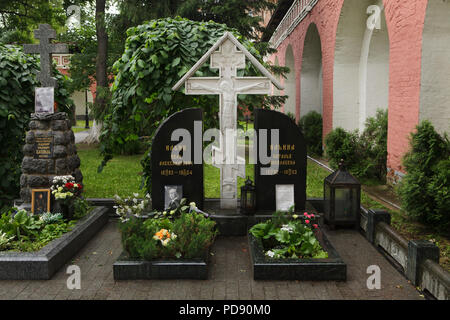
[313,224,318,229]
[303,212,308,216]
[310,214,315,218]
[305,220,310,224]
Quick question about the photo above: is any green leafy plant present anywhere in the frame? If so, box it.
[119,199,217,260]
[299,111,323,156]
[72,197,92,220]
[0,45,74,210]
[249,209,328,259]
[324,109,388,181]
[39,212,63,224]
[0,206,87,252]
[398,121,450,231]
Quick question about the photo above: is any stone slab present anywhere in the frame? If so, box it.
[113,251,209,280]
[0,206,108,280]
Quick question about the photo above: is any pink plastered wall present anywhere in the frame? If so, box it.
[270,0,429,177]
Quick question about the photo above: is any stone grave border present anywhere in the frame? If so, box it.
[113,249,210,280]
[248,227,347,281]
[0,206,108,280]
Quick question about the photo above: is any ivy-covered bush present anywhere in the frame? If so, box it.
[398,121,450,231]
[298,111,323,156]
[99,17,286,192]
[324,109,388,181]
[0,45,73,210]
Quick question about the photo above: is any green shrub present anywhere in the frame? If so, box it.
[0,45,74,210]
[119,211,218,260]
[324,109,388,181]
[398,121,450,231]
[324,127,360,169]
[299,111,323,156]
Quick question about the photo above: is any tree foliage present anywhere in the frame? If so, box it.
[0,45,74,210]
[398,121,450,231]
[0,0,66,44]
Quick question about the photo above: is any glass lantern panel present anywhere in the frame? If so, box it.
[246,192,254,209]
[334,188,356,221]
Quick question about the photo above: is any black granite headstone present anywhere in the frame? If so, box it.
[151,108,204,210]
[254,109,307,211]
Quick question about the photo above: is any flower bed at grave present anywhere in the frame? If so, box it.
[0,198,92,253]
[248,208,346,281]
[249,209,328,259]
[114,197,217,280]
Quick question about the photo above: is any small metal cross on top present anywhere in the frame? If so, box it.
[23,24,68,88]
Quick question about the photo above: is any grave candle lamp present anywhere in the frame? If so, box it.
[324,161,361,229]
[240,177,256,215]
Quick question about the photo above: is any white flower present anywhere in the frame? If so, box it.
[280,224,293,233]
[161,239,169,247]
[266,250,275,258]
[145,194,151,199]
[133,198,137,204]
[189,202,196,208]
[133,193,139,197]
[170,210,175,215]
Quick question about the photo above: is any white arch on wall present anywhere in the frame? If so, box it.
[334,0,389,131]
[284,44,296,116]
[359,3,389,130]
[420,0,450,135]
[301,23,323,118]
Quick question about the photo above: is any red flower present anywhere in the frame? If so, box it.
[305,219,310,224]
[65,182,74,189]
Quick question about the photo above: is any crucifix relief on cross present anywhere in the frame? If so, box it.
[23,24,68,88]
[173,32,283,211]
[184,39,271,209]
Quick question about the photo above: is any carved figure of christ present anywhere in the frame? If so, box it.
[184,39,271,209]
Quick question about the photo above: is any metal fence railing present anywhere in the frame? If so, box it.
[269,0,319,48]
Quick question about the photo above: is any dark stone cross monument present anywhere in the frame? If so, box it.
[23,24,68,88]
[19,24,82,210]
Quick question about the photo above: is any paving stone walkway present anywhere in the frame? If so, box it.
[0,220,423,300]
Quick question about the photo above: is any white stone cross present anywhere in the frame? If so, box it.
[173,33,283,210]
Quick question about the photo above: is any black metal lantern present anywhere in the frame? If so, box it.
[240,177,256,215]
[324,161,361,229]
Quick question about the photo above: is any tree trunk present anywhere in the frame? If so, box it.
[83,120,102,144]
[93,0,108,142]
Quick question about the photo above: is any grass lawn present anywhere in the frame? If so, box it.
[76,143,449,271]
[72,120,93,133]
